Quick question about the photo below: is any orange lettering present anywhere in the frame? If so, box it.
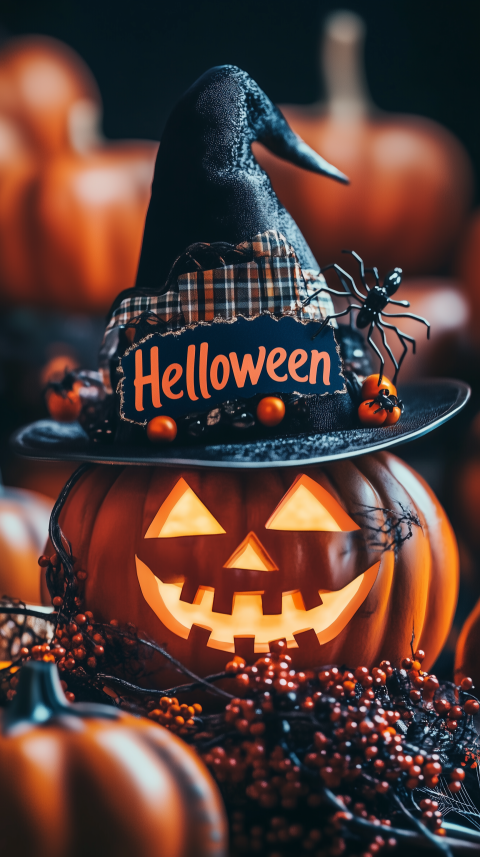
[162,363,184,399]
[288,349,308,382]
[186,344,198,401]
[229,347,266,387]
[134,346,161,412]
[210,354,230,390]
[199,342,210,399]
[266,347,287,383]
[309,350,331,386]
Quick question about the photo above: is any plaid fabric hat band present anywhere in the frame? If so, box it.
[99,230,335,389]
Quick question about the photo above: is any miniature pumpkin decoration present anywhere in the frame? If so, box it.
[0,37,157,312]
[0,660,227,857]
[43,451,458,685]
[0,480,53,605]
[254,11,472,276]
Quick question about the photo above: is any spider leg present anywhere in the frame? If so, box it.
[366,321,385,383]
[364,266,379,289]
[311,305,361,339]
[320,262,367,301]
[381,311,430,339]
[388,299,410,307]
[342,250,371,293]
[379,318,416,384]
[301,283,351,308]
[377,322,399,379]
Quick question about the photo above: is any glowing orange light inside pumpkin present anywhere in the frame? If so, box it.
[223,532,278,572]
[265,474,359,532]
[135,556,381,653]
[144,478,225,539]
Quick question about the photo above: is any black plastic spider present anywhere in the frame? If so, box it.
[302,250,430,384]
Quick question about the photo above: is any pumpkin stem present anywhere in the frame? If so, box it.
[321,11,372,120]
[3,661,71,733]
[3,661,120,734]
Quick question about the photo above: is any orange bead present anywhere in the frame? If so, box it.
[358,400,387,427]
[46,388,82,422]
[361,374,397,401]
[146,416,177,443]
[384,406,402,426]
[256,396,285,427]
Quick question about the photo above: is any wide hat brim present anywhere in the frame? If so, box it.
[11,379,470,469]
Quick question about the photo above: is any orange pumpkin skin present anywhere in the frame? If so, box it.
[256,111,471,277]
[456,210,480,346]
[0,665,227,857]
[33,141,158,313]
[44,452,458,685]
[0,36,101,156]
[253,13,472,276]
[455,598,480,690]
[0,37,157,313]
[0,484,53,605]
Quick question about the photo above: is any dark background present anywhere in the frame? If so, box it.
[2,0,480,199]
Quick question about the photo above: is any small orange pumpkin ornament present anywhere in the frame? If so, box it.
[0,37,157,313]
[255,11,472,275]
[0,660,227,857]
[42,452,458,685]
[0,480,53,605]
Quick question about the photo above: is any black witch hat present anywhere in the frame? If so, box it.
[13,66,469,468]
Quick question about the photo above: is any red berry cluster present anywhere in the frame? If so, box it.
[184,642,480,855]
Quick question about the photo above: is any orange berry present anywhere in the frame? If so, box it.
[256,396,285,427]
[464,699,480,715]
[46,388,82,422]
[361,374,397,400]
[358,399,387,427]
[384,406,401,426]
[146,416,177,443]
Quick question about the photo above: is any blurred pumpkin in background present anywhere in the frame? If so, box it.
[456,212,480,349]
[455,599,480,691]
[452,412,480,556]
[255,11,473,277]
[0,36,157,313]
[0,478,53,605]
[0,35,101,156]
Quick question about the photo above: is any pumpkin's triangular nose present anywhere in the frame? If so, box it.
[224,532,278,572]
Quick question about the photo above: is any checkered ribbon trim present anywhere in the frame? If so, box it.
[104,230,333,332]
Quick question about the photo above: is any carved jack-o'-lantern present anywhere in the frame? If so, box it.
[43,451,458,686]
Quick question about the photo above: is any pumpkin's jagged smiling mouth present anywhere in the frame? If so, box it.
[135,557,380,654]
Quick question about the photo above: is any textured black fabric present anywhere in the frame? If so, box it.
[134,65,347,292]
[11,381,470,468]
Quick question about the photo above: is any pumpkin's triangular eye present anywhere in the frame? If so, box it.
[145,478,226,538]
[265,474,359,532]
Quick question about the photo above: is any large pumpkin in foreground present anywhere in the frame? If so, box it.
[1,661,226,857]
[44,452,458,685]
